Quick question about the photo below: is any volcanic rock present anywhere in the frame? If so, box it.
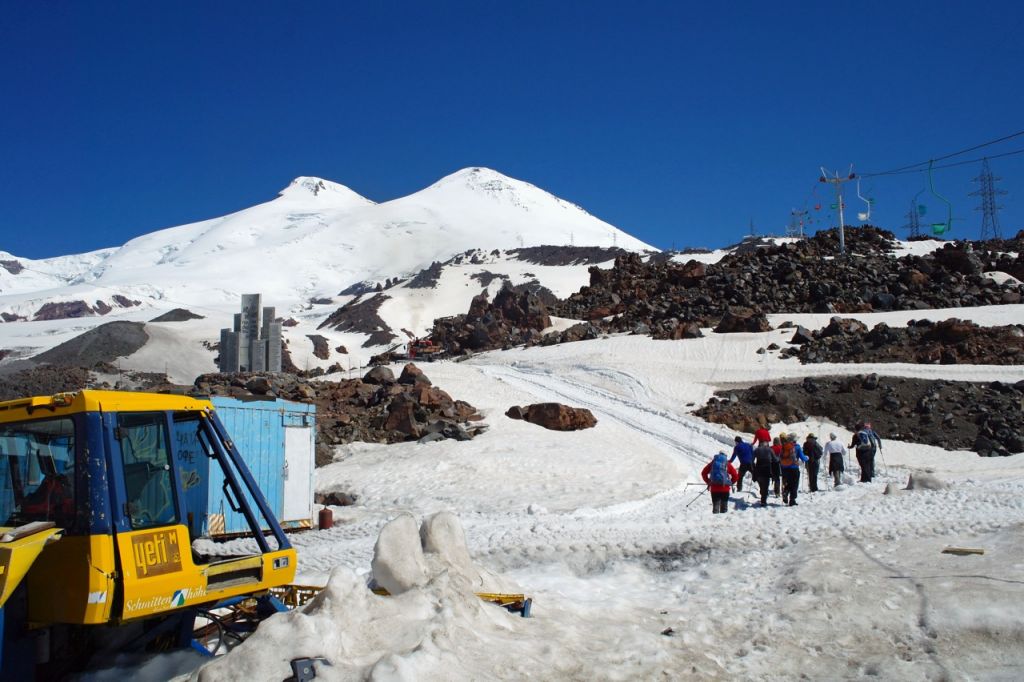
[513,403,598,431]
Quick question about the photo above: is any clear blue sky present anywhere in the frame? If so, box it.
[3,1,1023,258]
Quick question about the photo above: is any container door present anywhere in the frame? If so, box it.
[282,426,312,524]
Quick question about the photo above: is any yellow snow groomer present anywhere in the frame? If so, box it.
[0,391,297,678]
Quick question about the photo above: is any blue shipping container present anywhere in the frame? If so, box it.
[206,396,316,536]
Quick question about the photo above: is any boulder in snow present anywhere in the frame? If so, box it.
[515,403,597,431]
[363,366,395,385]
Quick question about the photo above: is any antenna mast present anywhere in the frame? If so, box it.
[970,157,1007,240]
[903,197,923,238]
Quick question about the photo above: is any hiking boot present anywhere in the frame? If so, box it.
[789,501,798,506]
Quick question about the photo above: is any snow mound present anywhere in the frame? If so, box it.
[906,472,948,490]
[197,512,526,681]
[370,513,429,594]
[372,511,516,595]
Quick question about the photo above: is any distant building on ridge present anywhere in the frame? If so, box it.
[218,294,282,372]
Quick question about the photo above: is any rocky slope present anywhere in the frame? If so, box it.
[779,317,1024,365]
[696,375,1024,456]
[551,227,1023,336]
[189,364,485,466]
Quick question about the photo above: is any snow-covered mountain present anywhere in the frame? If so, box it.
[0,168,654,376]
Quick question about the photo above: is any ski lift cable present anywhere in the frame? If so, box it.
[860,129,1024,177]
[861,146,1024,178]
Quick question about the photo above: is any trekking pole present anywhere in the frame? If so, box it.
[878,448,889,477]
[685,486,709,508]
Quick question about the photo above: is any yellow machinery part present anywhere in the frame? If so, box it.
[26,533,117,625]
[114,524,296,622]
[0,525,64,609]
[0,390,215,425]
[276,584,528,610]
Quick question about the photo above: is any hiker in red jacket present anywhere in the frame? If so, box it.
[752,426,771,446]
[701,452,740,514]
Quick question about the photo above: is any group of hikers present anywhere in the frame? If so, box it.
[700,422,883,513]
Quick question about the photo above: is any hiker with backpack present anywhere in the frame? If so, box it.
[770,435,784,498]
[803,434,824,492]
[851,422,883,483]
[752,438,777,506]
[701,452,739,514]
[730,436,755,492]
[779,434,808,506]
[823,432,847,487]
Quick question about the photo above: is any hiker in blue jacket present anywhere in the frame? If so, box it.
[780,433,809,506]
[730,436,755,492]
[851,421,883,482]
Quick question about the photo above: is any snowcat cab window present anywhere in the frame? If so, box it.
[0,417,76,528]
[117,413,178,529]
[171,411,212,542]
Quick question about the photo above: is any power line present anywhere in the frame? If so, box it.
[861,146,1024,178]
[860,129,1024,177]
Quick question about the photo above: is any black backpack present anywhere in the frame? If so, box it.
[754,444,775,466]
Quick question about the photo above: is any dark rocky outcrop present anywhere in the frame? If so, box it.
[31,296,142,322]
[540,322,603,346]
[32,321,149,367]
[111,295,141,308]
[189,365,485,466]
[780,318,1024,365]
[0,259,25,275]
[696,375,1024,456]
[407,261,445,289]
[33,301,96,321]
[550,228,1023,340]
[0,366,96,402]
[306,334,331,360]
[506,402,598,431]
[714,307,772,334]
[317,294,397,347]
[430,283,553,356]
[508,245,628,266]
[150,308,205,322]
[471,271,509,288]
[362,366,395,385]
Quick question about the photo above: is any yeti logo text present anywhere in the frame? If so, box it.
[131,530,182,578]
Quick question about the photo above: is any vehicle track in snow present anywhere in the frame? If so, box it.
[465,359,1024,578]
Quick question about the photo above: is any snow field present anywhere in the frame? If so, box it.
[200,332,1024,681]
